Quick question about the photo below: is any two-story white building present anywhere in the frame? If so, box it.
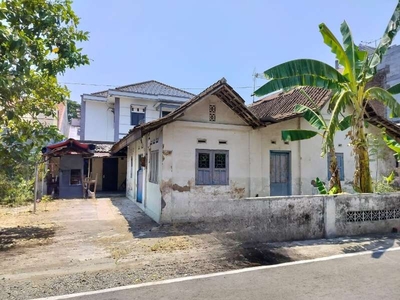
[80,80,194,193]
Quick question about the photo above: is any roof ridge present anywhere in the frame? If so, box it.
[114,80,155,90]
[144,80,196,96]
[115,80,196,97]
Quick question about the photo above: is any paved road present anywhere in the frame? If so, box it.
[43,249,400,300]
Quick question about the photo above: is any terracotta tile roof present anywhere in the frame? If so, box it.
[248,87,332,123]
[90,80,195,99]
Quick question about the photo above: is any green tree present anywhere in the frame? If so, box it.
[0,0,89,202]
[67,99,81,122]
[254,1,400,193]
[281,90,351,193]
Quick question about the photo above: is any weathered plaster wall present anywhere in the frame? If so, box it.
[329,193,400,237]
[125,129,163,222]
[160,120,253,222]
[159,193,400,242]
[161,194,325,242]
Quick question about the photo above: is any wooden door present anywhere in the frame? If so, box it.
[270,151,291,196]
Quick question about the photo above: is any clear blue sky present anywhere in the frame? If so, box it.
[61,0,399,104]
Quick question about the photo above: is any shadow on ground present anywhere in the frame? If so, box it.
[0,226,56,251]
[111,198,399,265]
[111,198,213,239]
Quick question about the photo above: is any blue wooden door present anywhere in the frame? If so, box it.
[137,155,143,203]
[270,151,291,196]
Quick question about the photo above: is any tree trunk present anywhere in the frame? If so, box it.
[353,121,373,193]
[328,147,342,193]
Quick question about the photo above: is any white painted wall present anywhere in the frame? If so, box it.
[123,95,397,223]
[125,129,163,222]
[179,95,247,126]
[118,97,160,140]
[84,100,114,141]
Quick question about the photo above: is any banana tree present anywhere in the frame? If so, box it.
[282,91,351,193]
[383,134,400,161]
[254,1,400,193]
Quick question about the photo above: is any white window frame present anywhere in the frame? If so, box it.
[149,150,159,184]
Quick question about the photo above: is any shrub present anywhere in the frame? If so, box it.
[0,173,34,206]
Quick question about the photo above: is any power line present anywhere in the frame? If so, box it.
[59,81,261,90]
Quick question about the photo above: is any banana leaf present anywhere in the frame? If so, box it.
[319,23,353,82]
[263,59,349,83]
[294,104,326,130]
[315,177,328,194]
[338,115,352,131]
[370,1,400,69]
[387,82,400,94]
[365,87,400,118]
[253,75,340,97]
[281,129,319,142]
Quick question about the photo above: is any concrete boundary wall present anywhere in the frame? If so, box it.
[160,193,400,242]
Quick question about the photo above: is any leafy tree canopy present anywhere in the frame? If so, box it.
[0,0,89,174]
[67,99,80,122]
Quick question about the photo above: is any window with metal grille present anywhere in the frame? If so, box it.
[131,106,146,126]
[327,152,344,181]
[149,151,159,183]
[195,150,228,185]
[70,169,82,185]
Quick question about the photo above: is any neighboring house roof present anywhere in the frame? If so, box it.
[90,80,195,99]
[111,78,264,154]
[248,87,332,123]
[42,139,95,156]
[80,140,114,157]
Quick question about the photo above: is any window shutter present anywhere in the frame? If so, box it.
[213,152,228,185]
[196,150,212,185]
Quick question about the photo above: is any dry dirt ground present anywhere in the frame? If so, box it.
[1,198,399,300]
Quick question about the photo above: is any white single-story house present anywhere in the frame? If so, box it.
[111,77,400,223]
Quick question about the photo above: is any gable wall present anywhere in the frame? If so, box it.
[179,95,247,126]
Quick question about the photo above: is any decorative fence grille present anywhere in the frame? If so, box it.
[346,209,400,223]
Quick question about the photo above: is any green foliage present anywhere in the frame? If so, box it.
[0,0,89,164]
[314,177,340,195]
[41,194,53,211]
[0,173,34,206]
[374,171,398,193]
[67,99,81,123]
[383,134,400,161]
[281,130,319,142]
[255,1,400,193]
[0,0,89,204]
[315,177,328,194]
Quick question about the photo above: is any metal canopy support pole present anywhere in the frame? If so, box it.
[88,158,91,178]
[34,163,38,213]
[41,161,45,198]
